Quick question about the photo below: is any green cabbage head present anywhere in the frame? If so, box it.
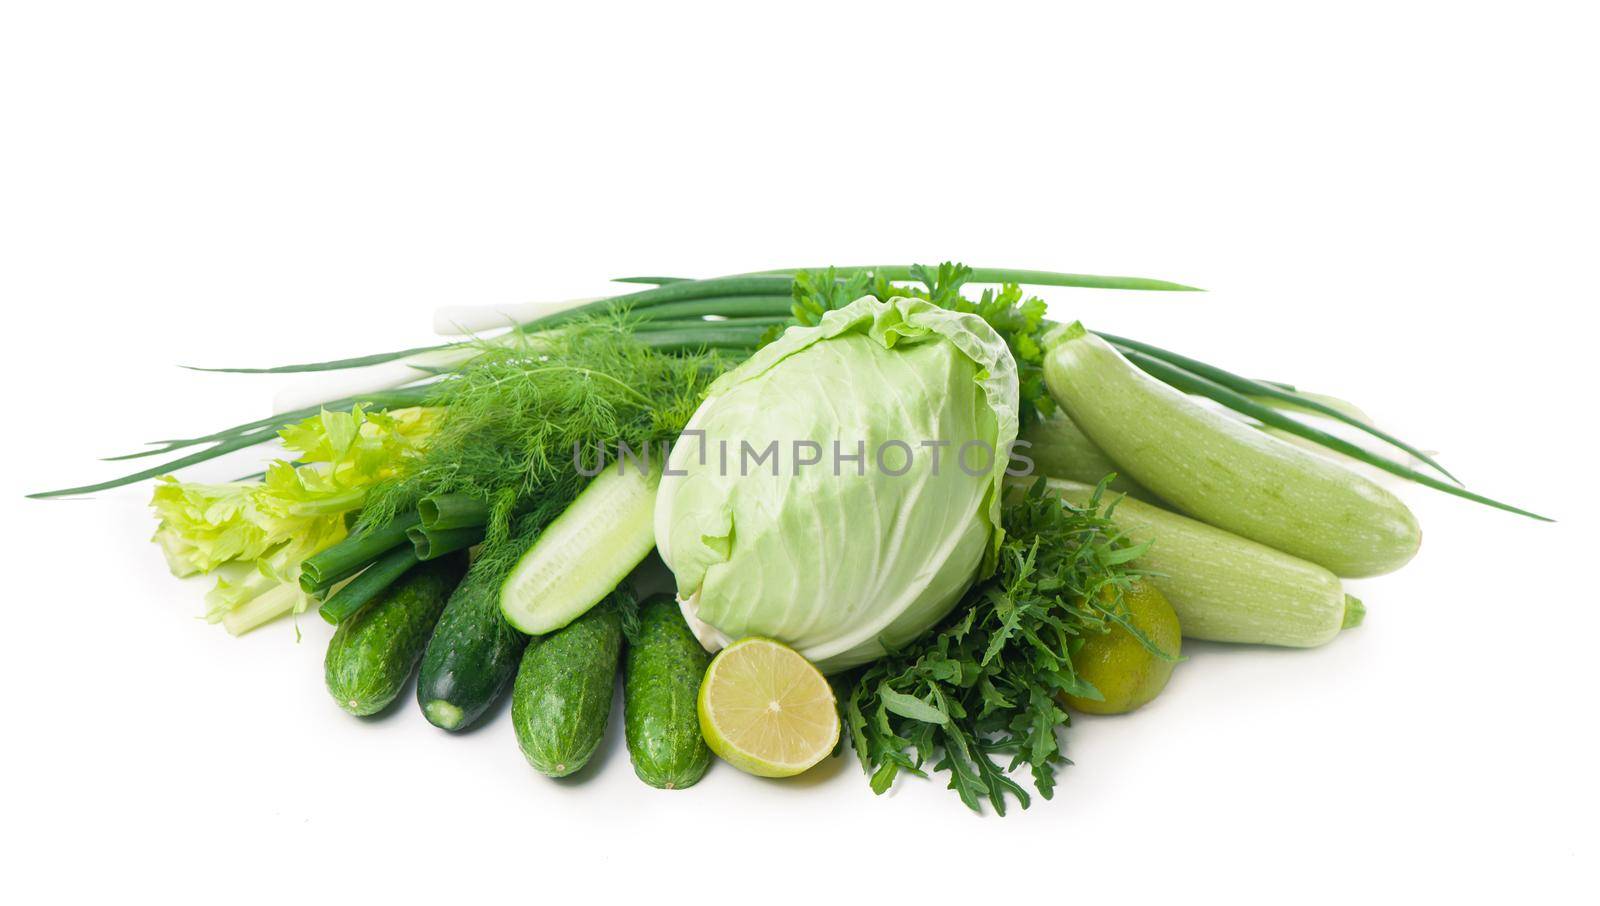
[654,295,1019,672]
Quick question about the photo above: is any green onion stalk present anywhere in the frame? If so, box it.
[30,264,1542,520]
[33,268,1182,497]
[418,493,491,531]
[409,524,484,561]
[319,545,421,624]
[300,510,422,597]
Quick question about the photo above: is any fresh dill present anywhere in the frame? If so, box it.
[359,318,732,545]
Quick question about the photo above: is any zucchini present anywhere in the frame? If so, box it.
[624,595,712,789]
[1037,478,1363,647]
[325,554,466,716]
[1044,325,1420,577]
[501,461,660,635]
[416,547,532,732]
[1019,411,1157,502]
[1251,392,1390,478]
[512,598,623,777]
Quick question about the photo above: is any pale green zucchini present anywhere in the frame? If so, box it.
[1249,395,1417,482]
[1247,390,1373,425]
[1251,391,1385,474]
[1258,425,1386,477]
[1037,478,1363,647]
[1043,325,1420,577]
[1018,411,1157,502]
[500,459,661,635]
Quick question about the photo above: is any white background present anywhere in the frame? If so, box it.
[3,2,1596,903]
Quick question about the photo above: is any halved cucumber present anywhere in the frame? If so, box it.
[499,460,661,635]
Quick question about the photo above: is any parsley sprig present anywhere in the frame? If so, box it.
[836,479,1165,815]
[781,262,1056,426]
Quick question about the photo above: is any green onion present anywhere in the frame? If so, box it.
[184,268,1186,377]
[1117,349,1549,521]
[184,276,797,376]
[632,316,790,333]
[182,343,448,376]
[116,385,433,460]
[28,386,436,498]
[300,511,421,595]
[28,264,1204,499]
[635,324,770,351]
[628,295,793,321]
[715,265,1202,292]
[611,276,689,285]
[31,425,285,498]
[623,268,1203,292]
[318,545,420,624]
[418,493,489,531]
[408,524,485,560]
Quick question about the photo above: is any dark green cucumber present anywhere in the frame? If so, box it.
[324,554,466,716]
[624,595,712,789]
[416,552,533,732]
[512,599,623,777]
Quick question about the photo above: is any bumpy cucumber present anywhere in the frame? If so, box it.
[416,550,532,732]
[1018,411,1157,501]
[512,599,623,777]
[1039,478,1363,647]
[501,463,660,635]
[624,596,712,789]
[325,554,466,716]
[1044,325,1420,577]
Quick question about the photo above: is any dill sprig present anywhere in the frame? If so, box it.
[359,318,731,544]
[836,479,1163,816]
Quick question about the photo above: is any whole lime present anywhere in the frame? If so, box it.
[1064,581,1181,715]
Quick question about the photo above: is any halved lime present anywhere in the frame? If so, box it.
[697,637,839,778]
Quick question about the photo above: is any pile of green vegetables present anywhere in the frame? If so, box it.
[34,263,1543,814]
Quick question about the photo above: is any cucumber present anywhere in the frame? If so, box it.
[325,554,466,716]
[512,598,623,777]
[1018,411,1157,502]
[1044,325,1421,577]
[415,547,532,732]
[624,595,712,789]
[501,461,660,635]
[1037,478,1363,647]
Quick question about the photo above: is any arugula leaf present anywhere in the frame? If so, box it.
[836,478,1160,815]
[878,685,951,724]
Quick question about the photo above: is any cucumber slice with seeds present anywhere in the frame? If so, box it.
[499,461,661,635]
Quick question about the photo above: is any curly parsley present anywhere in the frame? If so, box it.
[778,262,1055,427]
